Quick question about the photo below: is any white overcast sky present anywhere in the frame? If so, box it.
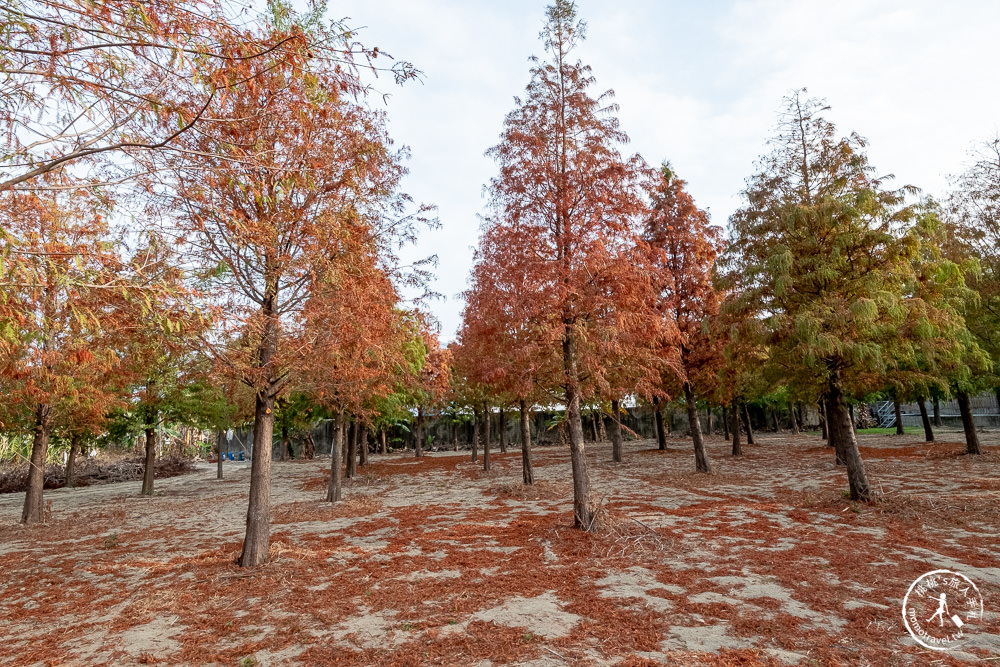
[329,0,1000,342]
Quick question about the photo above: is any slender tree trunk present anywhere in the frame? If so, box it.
[380,429,387,455]
[65,432,81,488]
[704,406,712,436]
[519,399,534,485]
[741,403,755,445]
[722,404,729,440]
[893,399,904,435]
[826,384,871,501]
[790,403,800,434]
[21,403,52,524]
[482,402,492,471]
[730,401,742,456]
[141,412,157,496]
[564,327,593,530]
[280,424,289,461]
[346,417,358,479]
[453,423,459,451]
[769,407,779,432]
[471,407,479,463]
[653,396,667,450]
[685,383,711,473]
[326,411,343,502]
[956,391,981,455]
[820,400,830,442]
[239,389,276,567]
[917,398,934,442]
[933,397,942,426]
[499,408,507,453]
[358,423,368,466]
[415,407,424,458]
[216,430,224,480]
[589,410,599,443]
[610,398,624,463]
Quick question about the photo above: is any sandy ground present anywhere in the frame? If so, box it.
[0,429,998,666]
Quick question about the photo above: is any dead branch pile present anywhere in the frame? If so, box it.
[0,457,195,494]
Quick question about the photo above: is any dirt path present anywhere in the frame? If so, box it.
[1,431,998,665]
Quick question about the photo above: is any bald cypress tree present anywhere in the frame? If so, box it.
[725,90,923,501]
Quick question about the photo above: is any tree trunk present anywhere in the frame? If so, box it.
[790,403,800,434]
[239,389,276,567]
[729,401,742,456]
[589,410,599,442]
[326,411,343,502]
[826,384,871,500]
[65,432,81,488]
[415,407,424,458]
[358,424,368,466]
[141,412,157,496]
[653,396,667,450]
[821,400,830,443]
[564,327,593,530]
[471,407,480,463]
[216,430,224,480]
[917,398,934,442]
[893,399,904,435]
[519,399,534,485]
[452,423,459,451]
[956,391,981,455]
[722,404,729,440]
[21,403,52,524]
[704,406,712,436]
[741,403,755,445]
[933,397,942,426]
[995,387,1000,414]
[769,407,779,432]
[499,408,507,453]
[346,417,358,479]
[598,409,607,442]
[280,424,289,461]
[610,399,624,463]
[684,383,711,473]
[482,402,492,471]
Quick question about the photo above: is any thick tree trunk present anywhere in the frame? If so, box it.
[346,418,358,479]
[65,432,81,488]
[141,417,156,496]
[684,383,711,473]
[610,399,624,463]
[917,398,934,442]
[653,397,667,450]
[471,407,479,463]
[741,403,755,445]
[415,407,424,458]
[722,404,730,440]
[21,403,52,524]
[499,408,507,453]
[483,402,492,471]
[216,430,224,480]
[519,399,534,485]
[564,328,593,530]
[730,401,742,456]
[827,384,872,500]
[893,399,904,435]
[358,424,368,466]
[995,388,1000,414]
[956,391,981,455]
[239,390,276,567]
[933,397,942,426]
[326,412,343,502]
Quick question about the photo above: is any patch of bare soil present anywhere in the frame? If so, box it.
[0,430,998,666]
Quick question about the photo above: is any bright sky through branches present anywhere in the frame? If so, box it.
[329,0,1000,341]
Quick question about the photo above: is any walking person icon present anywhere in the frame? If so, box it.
[928,593,949,627]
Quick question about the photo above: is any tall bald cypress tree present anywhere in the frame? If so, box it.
[725,90,922,501]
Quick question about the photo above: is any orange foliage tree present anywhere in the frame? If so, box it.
[642,163,726,473]
[481,0,660,529]
[164,20,424,565]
